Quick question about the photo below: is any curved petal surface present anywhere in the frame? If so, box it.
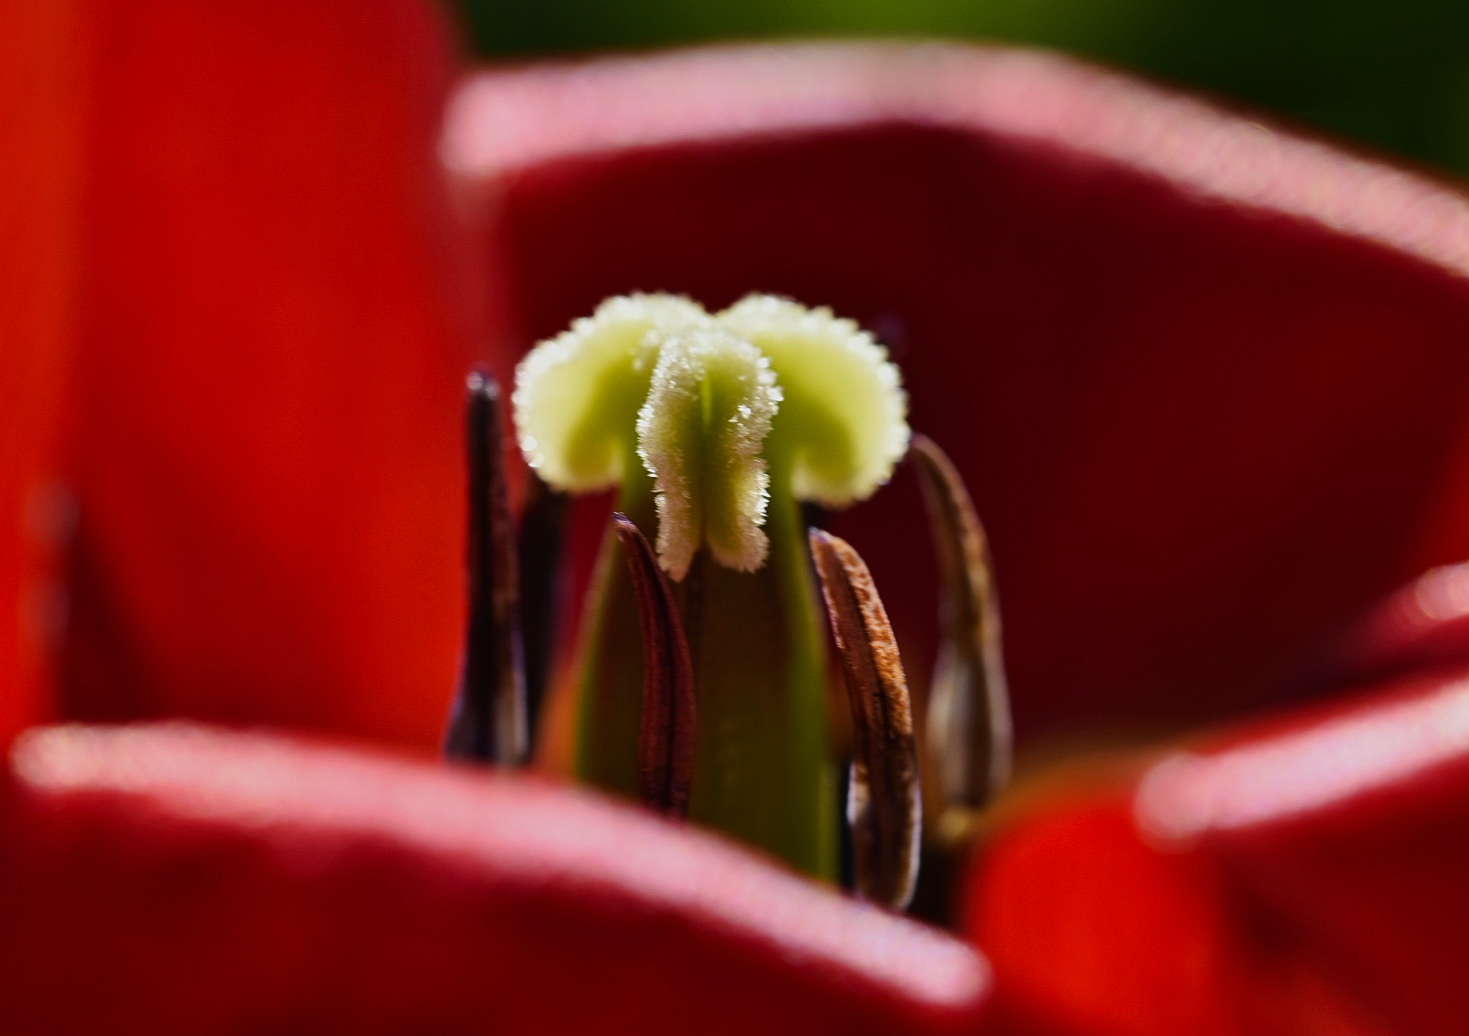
[57,0,480,749]
[968,661,1469,1035]
[1,721,996,1033]
[449,42,1469,743]
[0,0,82,745]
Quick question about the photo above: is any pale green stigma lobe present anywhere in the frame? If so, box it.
[720,295,909,507]
[636,325,781,581]
[512,294,709,491]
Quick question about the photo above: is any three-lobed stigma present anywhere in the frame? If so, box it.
[512,294,911,579]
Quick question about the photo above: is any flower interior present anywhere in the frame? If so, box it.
[451,292,1001,911]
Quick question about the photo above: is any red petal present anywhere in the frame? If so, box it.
[1,722,998,1033]
[1325,560,1469,683]
[57,0,481,748]
[451,43,1469,742]
[0,1,83,745]
[969,665,1469,1035]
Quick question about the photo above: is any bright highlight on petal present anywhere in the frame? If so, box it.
[513,293,709,490]
[1134,677,1469,842]
[720,295,909,506]
[637,325,781,580]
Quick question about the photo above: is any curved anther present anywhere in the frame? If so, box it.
[809,529,920,911]
[444,370,528,767]
[614,513,697,818]
[909,434,1012,844]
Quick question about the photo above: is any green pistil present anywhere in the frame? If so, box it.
[516,293,908,879]
[681,467,834,875]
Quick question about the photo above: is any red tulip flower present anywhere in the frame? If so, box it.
[6,2,1469,1032]
[446,42,1469,1033]
[1,5,995,1031]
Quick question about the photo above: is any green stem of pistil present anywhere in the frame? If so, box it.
[682,470,835,878]
[572,456,836,881]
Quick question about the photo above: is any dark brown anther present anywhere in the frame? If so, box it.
[809,528,920,912]
[444,370,527,766]
[516,471,567,747]
[613,513,696,819]
[909,434,1012,843]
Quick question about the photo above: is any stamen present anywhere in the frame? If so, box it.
[809,529,920,911]
[444,371,527,766]
[909,435,1012,843]
[516,472,567,747]
[613,513,696,818]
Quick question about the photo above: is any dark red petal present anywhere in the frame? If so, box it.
[968,665,1469,1035]
[0,722,1000,1033]
[57,0,481,749]
[0,1,83,745]
[1324,560,1469,685]
[451,43,1469,743]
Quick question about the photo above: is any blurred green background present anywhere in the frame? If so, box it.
[453,0,1469,181]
